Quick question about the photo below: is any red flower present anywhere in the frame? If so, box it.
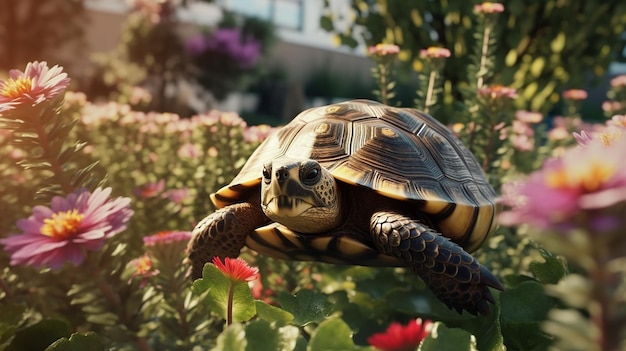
[368,319,433,351]
[212,257,259,283]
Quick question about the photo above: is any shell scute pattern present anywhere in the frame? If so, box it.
[215,100,497,249]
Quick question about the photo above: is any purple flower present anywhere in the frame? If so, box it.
[0,188,133,269]
[186,28,262,68]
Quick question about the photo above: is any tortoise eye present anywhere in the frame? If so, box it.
[262,165,272,184]
[301,164,321,186]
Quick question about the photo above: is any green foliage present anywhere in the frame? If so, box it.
[276,290,334,327]
[322,0,626,114]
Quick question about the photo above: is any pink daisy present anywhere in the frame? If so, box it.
[0,187,133,269]
[0,61,71,113]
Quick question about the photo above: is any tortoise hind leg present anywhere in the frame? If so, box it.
[370,211,504,315]
[187,202,268,279]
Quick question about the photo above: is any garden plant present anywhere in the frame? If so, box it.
[1,2,626,351]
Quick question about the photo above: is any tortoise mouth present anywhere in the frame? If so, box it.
[263,195,315,218]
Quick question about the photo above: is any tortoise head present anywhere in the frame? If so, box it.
[261,158,342,233]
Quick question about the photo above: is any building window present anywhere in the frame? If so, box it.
[220,0,304,31]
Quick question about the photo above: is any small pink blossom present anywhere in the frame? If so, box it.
[134,180,166,198]
[477,85,518,100]
[243,124,275,143]
[515,110,543,124]
[143,230,192,247]
[177,142,202,158]
[0,188,133,269]
[128,254,159,286]
[368,43,401,57]
[474,2,505,14]
[164,188,189,204]
[562,89,588,101]
[609,74,626,88]
[602,101,623,113]
[419,47,451,59]
[0,61,71,113]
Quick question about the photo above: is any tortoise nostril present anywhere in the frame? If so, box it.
[276,168,289,184]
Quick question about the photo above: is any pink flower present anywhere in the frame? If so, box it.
[562,89,588,101]
[0,187,133,269]
[134,180,165,198]
[177,142,203,158]
[419,47,451,59]
[515,110,543,124]
[478,85,518,100]
[243,124,275,143]
[128,254,159,286]
[164,188,189,204]
[474,2,505,14]
[607,114,626,128]
[0,61,71,113]
[212,257,259,283]
[499,138,626,232]
[609,74,626,88]
[368,43,401,57]
[143,230,192,247]
[367,319,433,351]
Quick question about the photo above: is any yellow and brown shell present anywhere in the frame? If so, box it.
[212,100,498,252]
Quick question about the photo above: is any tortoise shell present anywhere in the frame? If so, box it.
[212,99,498,252]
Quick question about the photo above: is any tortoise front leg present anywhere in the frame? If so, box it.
[370,211,504,315]
[187,202,268,279]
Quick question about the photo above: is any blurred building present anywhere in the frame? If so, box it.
[81,0,375,120]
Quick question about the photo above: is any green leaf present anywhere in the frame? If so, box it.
[193,263,257,323]
[499,280,554,350]
[420,323,476,351]
[307,317,355,351]
[385,288,475,323]
[212,323,247,351]
[0,304,26,345]
[255,300,294,325]
[7,319,71,351]
[319,15,334,31]
[529,248,568,284]
[245,320,280,351]
[44,332,105,351]
[277,290,334,326]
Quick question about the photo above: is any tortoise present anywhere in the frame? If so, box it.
[188,99,503,315]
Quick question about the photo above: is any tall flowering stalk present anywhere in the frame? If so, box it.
[500,136,626,351]
[0,61,99,201]
[415,47,451,114]
[368,44,400,105]
[472,2,504,90]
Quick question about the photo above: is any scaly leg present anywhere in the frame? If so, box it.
[370,211,504,315]
[187,203,268,279]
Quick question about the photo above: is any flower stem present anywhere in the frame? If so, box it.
[0,276,14,300]
[424,70,437,114]
[476,23,491,89]
[32,115,74,195]
[378,63,389,105]
[227,282,235,326]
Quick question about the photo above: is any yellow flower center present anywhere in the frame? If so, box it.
[1,76,33,99]
[546,162,616,192]
[40,210,84,240]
